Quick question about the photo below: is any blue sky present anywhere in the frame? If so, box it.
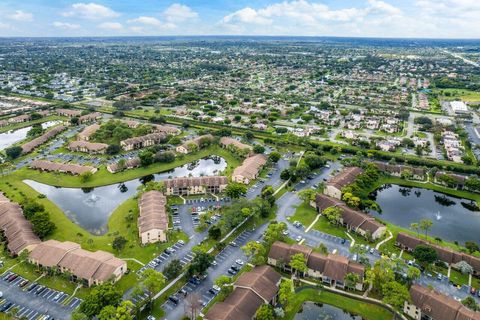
[0,0,479,38]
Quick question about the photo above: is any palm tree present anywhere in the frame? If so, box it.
[410,222,420,238]
[419,219,433,240]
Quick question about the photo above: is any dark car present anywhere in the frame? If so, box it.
[231,265,240,272]
[227,268,237,275]
[168,296,179,305]
[27,283,38,292]
[0,302,13,312]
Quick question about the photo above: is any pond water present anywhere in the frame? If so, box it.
[24,156,227,235]
[294,302,363,320]
[370,184,480,245]
[0,120,62,150]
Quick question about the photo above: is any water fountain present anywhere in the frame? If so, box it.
[435,211,442,221]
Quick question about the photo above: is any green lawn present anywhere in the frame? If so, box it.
[0,116,65,134]
[284,287,393,320]
[435,88,480,103]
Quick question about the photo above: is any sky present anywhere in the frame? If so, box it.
[0,0,479,38]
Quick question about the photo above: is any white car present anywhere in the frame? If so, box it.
[235,259,244,265]
[177,240,185,245]
[282,230,289,236]
[296,236,303,242]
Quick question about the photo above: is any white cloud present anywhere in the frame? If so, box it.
[53,21,81,30]
[63,2,120,20]
[222,7,273,25]
[128,16,162,27]
[99,22,123,30]
[127,16,176,32]
[10,10,33,22]
[163,3,198,22]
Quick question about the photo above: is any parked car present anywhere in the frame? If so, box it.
[168,296,179,305]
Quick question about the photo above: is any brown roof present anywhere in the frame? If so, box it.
[21,125,67,154]
[107,157,141,173]
[180,134,214,150]
[410,284,480,320]
[220,137,253,151]
[69,140,108,152]
[373,161,425,176]
[327,167,363,190]
[154,124,181,135]
[435,172,467,184]
[120,132,166,147]
[138,191,168,234]
[78,112,102,123]
[235,265,281,302]
[30,160,96,175]
[233,154,267,179]
[0,198,41,255]
[78,124,100,139]
[28,240,80,267]
[164,176,228,188]
[56,108,82,117]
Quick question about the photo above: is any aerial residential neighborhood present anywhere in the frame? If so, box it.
[0,1,480,320]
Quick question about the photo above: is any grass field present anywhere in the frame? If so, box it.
[435,88,480,103]
[0,116,65,134]
[284,287,393,320]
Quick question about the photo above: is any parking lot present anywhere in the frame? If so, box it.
[0,271,81,320]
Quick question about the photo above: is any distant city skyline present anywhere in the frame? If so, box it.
[0,0,479,38]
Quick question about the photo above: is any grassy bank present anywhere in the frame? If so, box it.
[0,116,65,134]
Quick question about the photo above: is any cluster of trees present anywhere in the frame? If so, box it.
[75,283,127,320]
[5,146,23,159]
[221,194,274,231]
[138,149,175,167]
[91,120,153,145]
[341,163,381,211]
[22,200,56,239]
[26,124,44,138]
[280,151,325,183]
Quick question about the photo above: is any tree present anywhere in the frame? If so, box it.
[303,153,325,169]
[255,304,275,320]
[242,241,266,265]
[456,260,474,275]
[139,150,154,166]
[406,266,421,283]
[71,116,79,125]
[80,171,93,183]
[366,259,395,293]
[112,236,127,252]
[30,211,56,239]
[225,183,247,199]
[263,222,287,245]
[135,269,165,306]
[410,223,420,238]
[268,152,281,163]
[298,189,316,204]
[317,243,328,255]
[280,169,291,180]
[244,131,254,141]
[106,144,121,155]
[80,283,122,318]
[214,275,233,295]
[98,301,134,320]
[5,146,22,159]
[465,241,479,254]
[289,253,307,277]
[381,281,411,311]
[163,259,182,280]
[253,144,265,154]
[419,219,433,239]
[413,245,437,267]
[344,272,360,291]
[278,279,293,306]
[323,206,342,225]
[154,151,175,163]
[208,225,221,240]
[187,252,213,277]
[462,296,479,311]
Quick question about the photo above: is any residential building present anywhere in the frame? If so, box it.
[78,112,102,123]
[154,124,181,135]
[69,141,108,154]
[30,160,97,175]
[120,132,166,151]
[138,191,168,245]
[268,241,365,290]
[78,123,100,141]
[175,134,214,154]
[28,240,127,287]
[164,176,228,196]
[434,172,466,189]
[396,233,480,275]
[219,137,253,154]
[21,125,67,154]
[107,158,141,173]
[204,265,281,320]
[315,194,386,240]
[324,167,363,199]
[232,154,267,184]
[0,194,41,256]
[373,162,426,180]
[8,114,30,123]
[56,108,82,117]
[404,284,480,320]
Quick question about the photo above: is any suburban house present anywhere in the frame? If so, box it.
[315,194,386,240]
[219,137,253,155]
[434,172,466,189]
[8,114,30,124]
[28,240,127,287]
[268,241,365,290]
[175,134,214,154]
[373,162,426,180]
[0,194,41,256]
[324,167,364,199]
[154,124,181,135]
[396,233,480,275]
[138,191,168,245]
[204,265,281,320]
[121,119,140,128]
[69,140,108,154]
[78,123,100,141]
[404,284,480,320]
[120,132,166,151]
[56,108,82,117]
[164,176,228,196]
[78,112,102,123]
[21,125,67,154]
[232,154,267,184]
[107,158,141,173]
[30,160,98,175]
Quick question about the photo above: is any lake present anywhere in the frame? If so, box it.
[0,120,62,150]
[295,302,363,320]
[370,184,480,245]
[24,156,227,234]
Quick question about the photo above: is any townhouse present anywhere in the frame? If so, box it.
[164,176,228,196]
[205,265,281,320]
[78,112,102,123]
[138,191,168,245]
[30,160,97,175]
[396,233,480,275]
[154,124,181,135]
[0,194,41,256]
[267,241,365,290]
[324,166,364,200]
[434,172,466,189]
[404,284,480,320]
[219,136,253,154]
[8,114,30,124]
[232,154,267,184]
[315,194,386,240]
[77,123,101,141]
[107,158,141,173]
[175,134,214,154]
[28,240,127,287]
[69,140,108,154]
[120,132,166,151]
[373,161,426,180]
[21,125,67,154]
[56,108,82,117]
